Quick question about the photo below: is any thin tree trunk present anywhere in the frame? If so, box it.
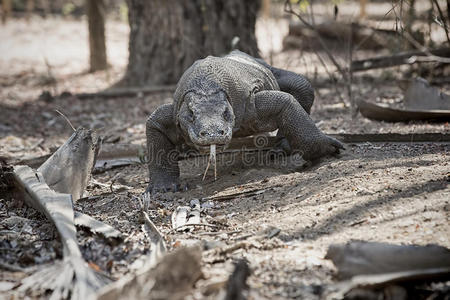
[120,0,260,87]
[86,0,108,72]
[26,0,34,22]
[2,0,11,24]
[40,0,50,18]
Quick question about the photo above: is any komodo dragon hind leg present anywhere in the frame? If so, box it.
[256,59,315,114]
[146,103,181,193]
[254,90,343,161]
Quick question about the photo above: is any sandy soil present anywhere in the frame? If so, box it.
[0,6,449,299]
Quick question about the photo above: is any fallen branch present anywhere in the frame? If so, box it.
[358,100,450,122]
[175,223,219,230]
[74,211,123,240]
[75,85,176,99]
[204,187,268,202]
[13,166,109,299]
[140,193,167,260]
[326,241,450,280]
[325,241,450,298]
[8,128,114,299]
[285,21,399,51]
[351,47,450,72]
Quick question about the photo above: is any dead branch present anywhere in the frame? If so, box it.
[351,47,450,71]
[431,0,450,45]
[13,166,109,299]
[140,192,167,250]
[74,211,123,240]
[204,187,268,202]
[325,241,450,298]
[75,85,176,99]
[326,241,450,280]
[358,100,450,122]
[284,1,348,80]
[286,21,400,51]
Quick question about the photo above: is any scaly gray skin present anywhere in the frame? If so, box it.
[146,50,344,193]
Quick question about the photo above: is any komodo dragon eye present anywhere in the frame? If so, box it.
[187,107,195,122]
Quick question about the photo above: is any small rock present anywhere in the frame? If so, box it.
[201,200,215,209]
[190,198,200,207]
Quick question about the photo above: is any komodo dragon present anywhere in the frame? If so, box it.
[146,50,343,193]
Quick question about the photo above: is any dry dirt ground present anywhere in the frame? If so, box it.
[0,6,449,299]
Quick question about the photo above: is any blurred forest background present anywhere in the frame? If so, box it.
[1,0,450,125]
[1,0,449,91]
[0,1,449,299]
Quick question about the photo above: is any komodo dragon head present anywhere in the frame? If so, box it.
[177,82,234,153]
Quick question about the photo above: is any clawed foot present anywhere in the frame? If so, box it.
[322,135,345,155]
[303,135,345,160]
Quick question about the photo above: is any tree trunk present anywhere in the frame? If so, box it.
[1,0,12,24]
[86,0,108,72]
[26,0,34,22]
[120,0,261,87]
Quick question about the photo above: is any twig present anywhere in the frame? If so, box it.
[28,138,44,151]
[348,22,355,117]
[204,187,268,202]
[175,223,219,231]
[284,1,348,80]
[284,0,355,111]
[432,0,450,46]
[402,32,450,63]
[199,230,242,236]
[355,1,401,51]
[311,48,346,105]
[351,47,450,71]
[54,109,76,131]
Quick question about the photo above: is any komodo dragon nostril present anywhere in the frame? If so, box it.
[218,130,225,136]
[199,131,207,137]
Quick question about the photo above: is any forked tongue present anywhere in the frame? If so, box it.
[202,144,217,181]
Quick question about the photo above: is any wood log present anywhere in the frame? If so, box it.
[13,166,108,299]
[326,241,450,280]
[351,48,450,72]
[358,100,450,122]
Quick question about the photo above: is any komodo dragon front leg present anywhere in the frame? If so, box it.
[254,91,343,160]
[145,103,181,193]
